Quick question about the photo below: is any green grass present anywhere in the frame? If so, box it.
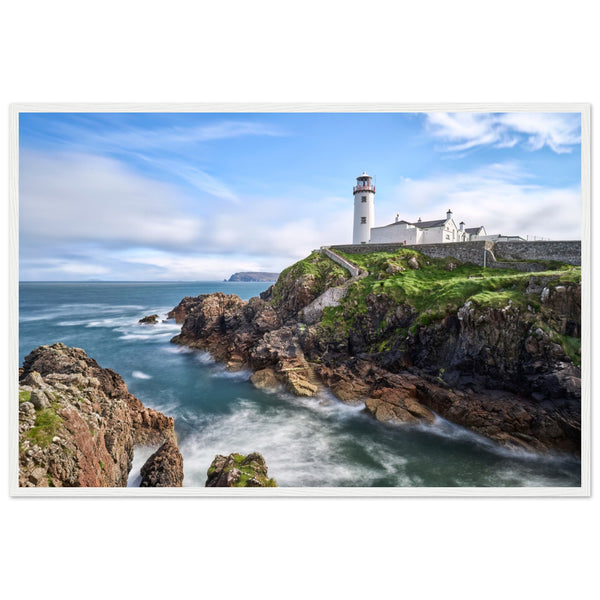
[24,407,63,448]
[19,390,32,403]
[558,335,581,366]
[318,249,581,349]
[270,252,348,304]
[338,249,578,314]
[225,454,277,487]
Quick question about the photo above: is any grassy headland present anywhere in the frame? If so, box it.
[316,248,581,364]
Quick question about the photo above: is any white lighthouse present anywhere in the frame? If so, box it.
[352,171,376,244]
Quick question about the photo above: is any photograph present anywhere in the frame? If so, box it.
[12,105,589,495]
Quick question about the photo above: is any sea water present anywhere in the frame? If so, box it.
[18,282,581,487]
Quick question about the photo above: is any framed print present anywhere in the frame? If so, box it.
[9,103,590,496]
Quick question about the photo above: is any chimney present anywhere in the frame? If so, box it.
[418,217,422,222]
[446,209,453,220]
[459,221,465,232]
[395,213,399,223]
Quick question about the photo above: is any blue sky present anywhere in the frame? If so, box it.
[19,110,582,281]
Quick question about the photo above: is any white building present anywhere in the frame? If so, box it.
[351,172,503,245]
[369,209,487,244]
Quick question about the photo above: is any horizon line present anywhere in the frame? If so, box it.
[18,279,277,284]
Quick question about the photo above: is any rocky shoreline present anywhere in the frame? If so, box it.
[168,250,581,454]
[18,343,184,487]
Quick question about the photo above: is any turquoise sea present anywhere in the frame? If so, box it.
[19,282,581,487]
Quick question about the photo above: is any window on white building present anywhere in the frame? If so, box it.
[361,196,367,203]
[361,217,367,224]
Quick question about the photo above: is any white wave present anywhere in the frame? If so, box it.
[281,387,367,421]
[208,365,252,381]
[132,370,152,380]
[127,445,160,487]
[118,331,176,341]
[177,397,417,488]
[161,345,194,355]
[87,317,134,328]
[116,320,182,341]
[193,351,216,365]
[411,415,578,464]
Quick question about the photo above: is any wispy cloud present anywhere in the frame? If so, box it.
[36,118,286,155]
[19,150,205,251]
[18,148,352,280]
[24,118,287,203]
[425,112,581,154]
[95,120,286,150]
[387,163,580,240]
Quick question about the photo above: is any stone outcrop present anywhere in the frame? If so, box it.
[228,271,280,282]
[18,343,182,487]
[169,250,581,454]
[139,314,159,324]
[205,452,277,487]
[167,296,206,324]
[140,441,184,487]
[317,360,579,452]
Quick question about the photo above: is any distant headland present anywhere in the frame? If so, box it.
[227,272,280,282]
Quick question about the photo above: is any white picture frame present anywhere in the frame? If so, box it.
[9,102,591,497]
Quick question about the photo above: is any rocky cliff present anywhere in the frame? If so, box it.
[228,271,280,282]
[18,343,183,487]
[206,452,277,487]
[169,249,581,454]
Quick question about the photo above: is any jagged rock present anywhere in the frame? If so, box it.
[250,368,280,390]
[407,256,420,270]
[167,296,205,324]
[138,314,159,324]
[285,376,318,397]
[385,261,405,275]
[168,250,581,454]
[140,441,184,487]
[316,362,371,404]
[260,285,274,301]
[205,452,276,487]
[30,389,51,410]
[18,343,180,487]
[365,386,435,425]
[20,370,46,388]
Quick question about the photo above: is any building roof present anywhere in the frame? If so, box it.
[465,226,484,235]
[371,220,410,230]
[373,217,449,230]
[412,219,446,229]
[357,171,372,179]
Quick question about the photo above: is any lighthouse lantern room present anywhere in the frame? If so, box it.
[352,171,376,244]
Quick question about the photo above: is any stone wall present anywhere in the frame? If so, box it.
[330,240,581,268]
[492,241,581,266]
[331,241,494,266]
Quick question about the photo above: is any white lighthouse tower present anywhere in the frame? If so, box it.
[352,171,375,244]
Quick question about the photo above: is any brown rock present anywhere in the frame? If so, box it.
[138,314,159,324]
[407,256,420,270]
[206,452,276,487]
[285,376,318,397]
[365,384,435,425]
[250,368,280,390]
[140,441,184,487]
[18,343,179,488]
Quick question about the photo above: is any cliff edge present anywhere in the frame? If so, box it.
[169,249,581,454]
[18,343,183,487]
